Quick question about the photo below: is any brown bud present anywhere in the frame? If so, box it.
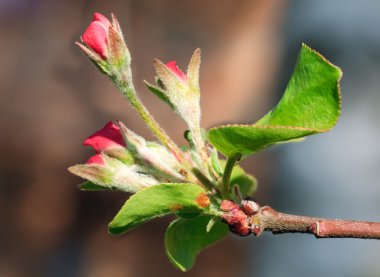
[241,200,260,215]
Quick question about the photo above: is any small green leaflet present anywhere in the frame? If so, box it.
[108,183,211,235]
[208,44,342,157]
[144,80,175,109]
[165,215,229,271]
[230,164,257,197]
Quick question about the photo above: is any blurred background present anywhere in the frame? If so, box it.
[1,0,380,276]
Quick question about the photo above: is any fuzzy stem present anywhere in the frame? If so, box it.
[193,128,210,170]
[221,154,241,199]
[113,73,184,162]
[254,205,380,239]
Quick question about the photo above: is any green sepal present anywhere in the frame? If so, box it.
[144,80,175,109]
[107,24,131,71]
[78,181,113,191]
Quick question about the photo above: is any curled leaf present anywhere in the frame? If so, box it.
[208,44,342,157]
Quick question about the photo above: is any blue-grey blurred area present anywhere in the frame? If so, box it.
[246,1,380,277]
[0,0,379,276]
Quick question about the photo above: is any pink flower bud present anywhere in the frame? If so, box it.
[82,13,111,59]
[93,13,111,30]
[83,121,125,152]
[86,154,105,165]
[166,61,187,81]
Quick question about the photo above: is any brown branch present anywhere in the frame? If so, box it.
[220,200,380,239]
[253,205,380,239]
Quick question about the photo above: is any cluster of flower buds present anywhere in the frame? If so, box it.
[220,200,252,236]
[68,121,191,192]
[219,200,263,236]
[72,13,215,195]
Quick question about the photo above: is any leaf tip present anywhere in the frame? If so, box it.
[107,222,122,235]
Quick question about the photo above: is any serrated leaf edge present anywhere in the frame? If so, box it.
[108,183,206,235]
[209,43,343,136]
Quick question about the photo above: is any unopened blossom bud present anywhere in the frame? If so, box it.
[83,121,133,164]
[68,154,158,193]
[166,61,187,81]
[86,153,106,165]
[152,49,205,157]
[118,121,187,182]
[77,13,131,76]
[84,121,125,151]
[82,13,111,59]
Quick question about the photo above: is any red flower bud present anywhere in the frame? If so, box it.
[166,61,187,81]
[86,154,105,165]
[83,121,125,152]
[93,13,111,30]
[220,200,240,212]
[82,13,111,59]
[220,200,251,236]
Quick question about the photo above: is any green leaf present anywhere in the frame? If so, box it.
[230,165,257,198]
[78,181,112,191]
[165,215,229,272]
[108,183,210,235]
[208,44,342,157]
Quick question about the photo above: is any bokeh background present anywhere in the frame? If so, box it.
[1,0,380,276]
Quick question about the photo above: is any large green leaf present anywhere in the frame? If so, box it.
[108,183,210,235]
[208,44,342,157]
[165,215,229,272]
